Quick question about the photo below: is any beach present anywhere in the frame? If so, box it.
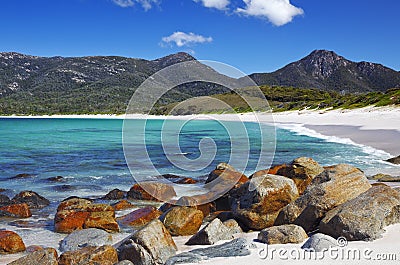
[1,106,400,264]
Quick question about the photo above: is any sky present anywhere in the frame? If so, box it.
[1,0,400,74]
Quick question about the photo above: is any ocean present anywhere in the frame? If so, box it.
[0,118,397,201]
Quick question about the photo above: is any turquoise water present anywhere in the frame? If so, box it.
[0,118,396,201]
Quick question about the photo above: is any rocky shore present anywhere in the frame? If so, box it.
[1,157,400,264]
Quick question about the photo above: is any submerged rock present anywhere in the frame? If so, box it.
[232,174,299,230]
[116,219,177,265]
[58,245,118,265]
[8,248,58,265]
[166,238,250,265]
[0,194,11,206]
[257,224,308,244]
[386,155,400,165]
[127,182,176,202]
[11,190,50,209]
[10,173,35,179]
[0,230,26,254]
[60,228,113,252]
[275,164,371,232]
[46,176,65,182]
[161,206,204,236]
[319,184,400,241]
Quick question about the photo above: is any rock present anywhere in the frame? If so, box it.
[112,200,135,211]
[55,198,119,233]
[46,176,65,182]
[166,238,250,265]
[253,157,324,195]
[115,261,134,265]
[275,164,372,232]
[11,190,50,209]
[301,233,338,252]
[0,194,10,206]
[0,230,26,254]
[0,203,32,218]
[222,219,243,234]
[116,219,177,265]
[186,218,234,245]
[319,184,400,241]
[58,245,118,265]
[8,248,58,265]
[175,177,197,184]
[175,196,216,217]
[127,182,176,202]
[102,189,127,200]
[216,162,236,171]
[369,173,392,180]
[232,174,299,230]
[386,155,400,164]
[10,173,34,179]
[257,224,308,244]
[53,185,77,192]
[377,175,400,182]
[118,206,162,227]
[161,206,204,236]
[60,228,113,252]
[205,167,248,187]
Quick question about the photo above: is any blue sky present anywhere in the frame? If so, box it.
[1,0,399,74]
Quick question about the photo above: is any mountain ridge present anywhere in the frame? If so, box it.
[1,50,400,114]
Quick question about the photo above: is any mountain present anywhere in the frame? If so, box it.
[1,50,400,115]
[247,50,400,93]
[0,52,235,114]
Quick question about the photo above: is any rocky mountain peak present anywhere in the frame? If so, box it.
[153,52,196,68]
[299,50,349,79]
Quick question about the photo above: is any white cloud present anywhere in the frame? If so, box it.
[236,0,304,26]
[194,0,230,10]
[161,32,213,47]
[112,0,159,11]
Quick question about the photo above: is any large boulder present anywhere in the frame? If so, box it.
[58,245,118,265]
[60,228,113,252]
[118,206,162,227]
[275,164,371,232]
[166,238,250,265]
[8,248,58,265]
[0,230,26,254]
[319,184,400,241]
[0,203,32,218]
[116,219,177,265]
[55,198,119,233]
[186,218,234,245]
[301,233,338,252]
[127,182,176,202]
[259,157,324,195]
[161,206,204,236]
[232,174,299,230]
[11,190,50,209]
[257,224,308,244]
